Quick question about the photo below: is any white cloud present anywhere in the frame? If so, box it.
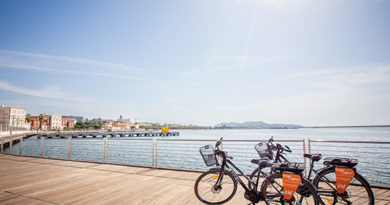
[205,64,390,125]
[0,63,150,81]
[0,49,141,71]
[315,65,390,90]
[0,80,88,102]
[165,97,179,103]
[256,0,312,10]
[0,49,170,81]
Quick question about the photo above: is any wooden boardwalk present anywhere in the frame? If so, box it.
[0,154,389,205]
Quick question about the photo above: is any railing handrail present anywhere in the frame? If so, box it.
[309,140,390,144]
[109,138,303,142]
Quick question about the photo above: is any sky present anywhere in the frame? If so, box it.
[0,0,390,126]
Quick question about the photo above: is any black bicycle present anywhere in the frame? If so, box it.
[248,137,291,185]
[250,138,375,205]
[194,138,319,205]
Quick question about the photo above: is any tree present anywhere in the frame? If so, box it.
[25,114,31,123]
[75,120,83,129]
[39,114,44,130]
[93,119,103,129]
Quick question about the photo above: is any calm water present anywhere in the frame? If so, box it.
[5,127,390,186]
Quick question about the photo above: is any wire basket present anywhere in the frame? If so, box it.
[199,145,217,167]
[254,142,273,160]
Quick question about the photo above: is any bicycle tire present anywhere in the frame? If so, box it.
[312,166,375,205]
[194,168,238,205]
[261,172,320,205]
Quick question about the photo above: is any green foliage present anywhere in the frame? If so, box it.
[138,124,210,130]
[139,125,160,130]
[74,118,103,129]
[39,114,44,129]
[25,114,31,123]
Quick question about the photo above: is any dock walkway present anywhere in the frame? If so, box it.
[0,154,389,205]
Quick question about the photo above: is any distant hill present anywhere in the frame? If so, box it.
[214,121,303,129]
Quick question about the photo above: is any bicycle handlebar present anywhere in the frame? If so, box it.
[266,137,292,153]
[284,145,292,153]
[216,137,223,148]
[214,138,233,160]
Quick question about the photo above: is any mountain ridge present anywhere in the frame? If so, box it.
[214,121,303,129]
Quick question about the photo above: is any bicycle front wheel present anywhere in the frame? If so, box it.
[194,168,237,205]
[261,172,319,205]
[313,167,374,205]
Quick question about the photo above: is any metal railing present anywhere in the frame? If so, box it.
[1,137,389,187]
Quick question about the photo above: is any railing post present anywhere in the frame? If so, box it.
[152,138,155,168]
[19,138,23,156]
[67,137,72,160]
[40,137,45,157]
[155,138,158,169]
[103,136,107,163]
[106,137,109,163]
[307,138,312,176]
[302,138,306,176]
[9,140,13,154]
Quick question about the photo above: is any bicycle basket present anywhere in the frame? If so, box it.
[254,142,273,160]
[199,145,217,167]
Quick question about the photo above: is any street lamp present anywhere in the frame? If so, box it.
[11,115,14,135]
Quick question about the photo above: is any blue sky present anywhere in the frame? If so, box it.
[0,0,389,126]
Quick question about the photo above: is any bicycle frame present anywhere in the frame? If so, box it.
[216,151,283,198]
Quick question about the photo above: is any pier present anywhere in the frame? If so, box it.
[37,131,180,139]
[0,132,35,153]
[0,153,389,205]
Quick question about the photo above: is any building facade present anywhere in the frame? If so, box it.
[30,115,64,130]
[30,115,50,130]
[61,117,75,129]
[0,105,30,130]
[50,115,62,130]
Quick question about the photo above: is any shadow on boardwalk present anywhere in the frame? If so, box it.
[0,154,389,205]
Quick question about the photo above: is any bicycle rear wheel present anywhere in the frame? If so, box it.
[194,168,237,205]
[313,167,374,205]
[261,172,319,205]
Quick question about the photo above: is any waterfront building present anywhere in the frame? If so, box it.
[30,115,63,130]
[102,122,113,130]
[30,115,50,130]
[61,118,68,128]
[118,115,131,123]
[49,115,62,130]
[68,118,75,128]
[101,119,139,131]
[0,105,30,130]
[61,117,75,129]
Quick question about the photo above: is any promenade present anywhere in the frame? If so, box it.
[0,153,389,205]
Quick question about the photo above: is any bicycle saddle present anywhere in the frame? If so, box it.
[303,153,322,161]
[251,158,271,168]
